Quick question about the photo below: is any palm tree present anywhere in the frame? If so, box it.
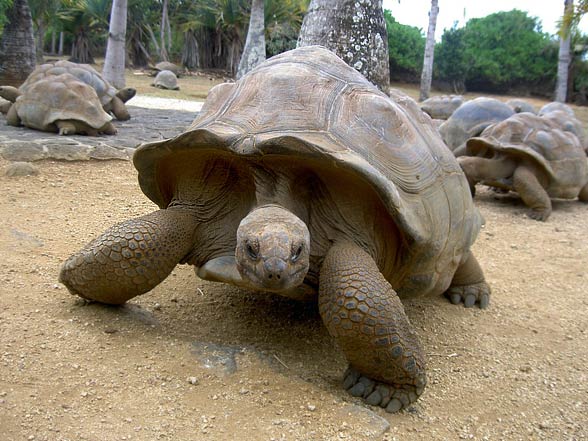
[236,0,266,79]
[103,0,128,88]
[555,0,574,102]
[58,0,110,64]
[297,0,389,93]
[419,0,439,101]
[0,0,36,87]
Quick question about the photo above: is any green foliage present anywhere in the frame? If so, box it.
[265,0,307,57]
[460,10,556,90]
[434,24,466,92]
[0,0,13,34]
[384,10,424,81]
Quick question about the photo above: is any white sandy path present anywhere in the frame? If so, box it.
[127,95,204,112]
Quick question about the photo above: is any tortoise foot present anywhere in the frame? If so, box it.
[343,366,426,413]
[445,281,490,309]
[527,208,550,222]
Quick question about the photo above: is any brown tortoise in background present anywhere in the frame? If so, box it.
[459,112,588,221]
[0,60,135,121]
[1,73,116,136]
[59,46,490,413]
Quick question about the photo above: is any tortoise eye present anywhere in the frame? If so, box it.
[291,244,303,262]
[246,242,258,260]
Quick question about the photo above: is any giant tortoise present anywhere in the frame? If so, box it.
[459,112,588,221]
[2,73,116,136]
[439,97,515,156]
[420,94,464,120]
[59,46,490,413]
[152,70,180,90]
[1,60,135,121]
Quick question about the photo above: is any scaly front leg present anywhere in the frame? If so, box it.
[59,208,197,304]
[318,242,426,413]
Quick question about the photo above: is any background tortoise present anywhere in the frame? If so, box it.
[439,97,515,156]
[3,73,116,136]
[152,70,180,90]
[3,60,136,121]
[151,61,183,77]
[59,46,490,413]
[506,98,537,114]
[419,94,464,120]
[539,101,575,117]
[459,112,588,221]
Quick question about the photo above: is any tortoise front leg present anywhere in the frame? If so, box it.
[579,181,588,202]
[318,242,426,413]
[56,121,80,135]
[512,164,552,221]
[59,208,197,305]
[445,251,491,308]
[6,104,20,126]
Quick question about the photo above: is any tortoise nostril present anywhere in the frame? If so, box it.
[264,258,286,283]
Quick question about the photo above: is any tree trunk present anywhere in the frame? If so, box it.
[103,0,128,89]
[181,30,200,69]
[297,0,389,93]
[0,0,36,87]
[58,31,64,55]
[236,0,266,79]
[51,31,57,54]
[35,18,46,62]
[70,31,95,64]
[555,0,574,102]
[159,0,170,61]
[419,0,439,101]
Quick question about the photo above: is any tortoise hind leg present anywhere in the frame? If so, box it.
[445,251,491,309]
[319,242,427,413]
[59,208,197,305]
[577,181,588,202]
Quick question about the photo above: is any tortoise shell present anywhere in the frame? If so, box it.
[152,70,179,90]
[22,60,118,107]
[14,73,113,132]
[133,46,483,298]
[439,97,515,152]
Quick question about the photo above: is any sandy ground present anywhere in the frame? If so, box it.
[1,153,587,440]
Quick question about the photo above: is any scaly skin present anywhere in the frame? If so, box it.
[59,208,197,304]
[318,242,427,413]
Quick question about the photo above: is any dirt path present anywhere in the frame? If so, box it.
[0,157,587,440]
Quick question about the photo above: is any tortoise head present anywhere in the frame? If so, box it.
[0,86,21,103]
[116,87,136,103]
[236,205,310,292]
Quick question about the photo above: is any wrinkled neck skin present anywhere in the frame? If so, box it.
[236,204,311,293]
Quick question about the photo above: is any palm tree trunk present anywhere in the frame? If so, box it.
[103,0,128,89]
[297,0,389,93]
[0,0,36,87]
[555,0,574,102]
[159,0,170,61]
[58,31,64,55]
[419,0,439,101]
[237,0,266,79]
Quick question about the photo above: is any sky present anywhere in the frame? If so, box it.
[381,0,587,38]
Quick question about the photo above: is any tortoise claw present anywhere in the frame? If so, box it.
[445,281,490,309]
[343,366,425,413]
